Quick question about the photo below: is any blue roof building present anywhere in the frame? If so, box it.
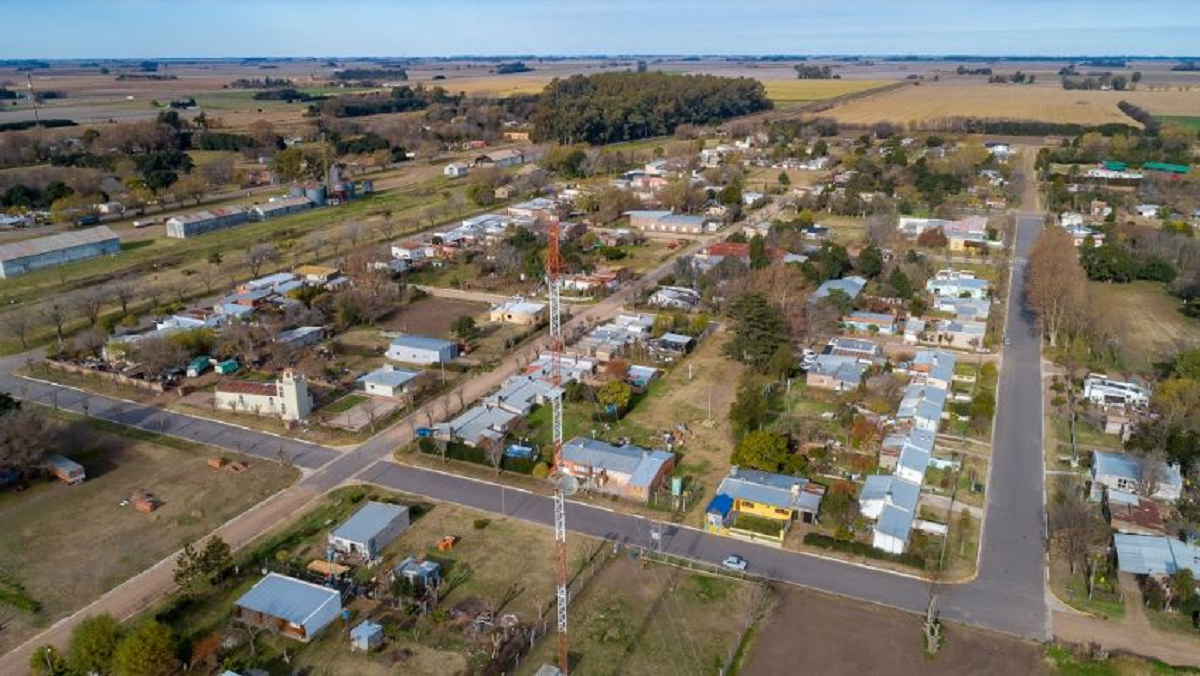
[234,573,341,642]
[386,334,460,364]
[350,620,384,652]
[811,275,867,302]
[561,437,675,503]
[1114,533,1200,576]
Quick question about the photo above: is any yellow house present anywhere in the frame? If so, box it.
[704,467,825,545]
[489,297,547,326]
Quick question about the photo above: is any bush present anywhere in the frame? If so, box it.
[532,461,550,479]
[473,518,490,530]
[802,533,926,569]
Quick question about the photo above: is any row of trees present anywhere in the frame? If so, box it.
[32,615,178,676]
[533,72,772,145]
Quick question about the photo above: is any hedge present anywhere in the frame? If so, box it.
[803,533,926,569]
[417,437,538,474]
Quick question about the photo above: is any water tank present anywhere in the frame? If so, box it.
[305,184,327,206]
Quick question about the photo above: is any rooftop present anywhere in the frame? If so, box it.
[0,226,120,263]
[358,366,420,389]
[389,334,457,351]
[562,437,673,488]
[235,573,340,625]
[331,501,408,545]
[717,467,825,513]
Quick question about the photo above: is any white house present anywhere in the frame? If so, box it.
[926,269,990,299]
[1083,374,1150,408]
[1092,451,1183,503]
[386,335,459,364]
[358,365,421,399]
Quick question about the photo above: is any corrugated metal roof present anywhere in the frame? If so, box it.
[389,334,457,351]
[563,437,673,488]
[717,468,824,513]
[331,501,408,545]
[235,573,340,625]
[0,226,119,263]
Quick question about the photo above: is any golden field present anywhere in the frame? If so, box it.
[762,79,892,105]
[824,83,1200,126]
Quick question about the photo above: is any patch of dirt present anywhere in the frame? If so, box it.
[742,586,1045,676]
[377,297,489,338]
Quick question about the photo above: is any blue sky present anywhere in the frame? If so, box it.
[6,0,1199,58]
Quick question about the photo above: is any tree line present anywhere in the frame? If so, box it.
[532,72,773,145]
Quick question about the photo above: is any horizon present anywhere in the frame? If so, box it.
[6,0,1200,59]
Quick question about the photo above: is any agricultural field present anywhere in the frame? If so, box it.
[409,75,553,97]
[0,415,297,656]
[761,79,891,107]
[1094,281,1200,375]
[518,556,763,676]
[823,83,1200,126]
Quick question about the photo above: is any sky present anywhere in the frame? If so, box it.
[6,0,1200,59]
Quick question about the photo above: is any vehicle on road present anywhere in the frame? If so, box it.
[722,555,748,571]
[1003,335,1012,347]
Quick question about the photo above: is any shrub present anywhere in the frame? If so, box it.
[802,532,926,569]
[532,462,550,479]
[473,518,490,530]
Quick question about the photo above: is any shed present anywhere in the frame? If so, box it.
[394,556,442,588]
[350,620,384,652]
[329,501,410,560]
[386,334,459,364]
[234,573,341,642]
[358,365,421,398]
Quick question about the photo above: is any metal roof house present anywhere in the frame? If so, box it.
[358,365,421,399]
[705,466,827,543]
[561,437,675,503]
[811,275,867,303]
[805,354,868,392]
[386,335,459,365]
[484,374,561,416]
[0,226,121,279]
[249,195,313,221]
[490,297,547,325]
[1114,533,1200,576]
[234,573,342,642]
[1092,451,1183,503]
[329,501,411,560]
[438,403,520,447]
[166,206,249,239]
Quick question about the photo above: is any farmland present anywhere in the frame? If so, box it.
[0,415,297,656]
[761,79,891,106]
[823,83,1200,126]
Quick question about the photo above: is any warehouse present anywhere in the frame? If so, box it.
[166,206,249,238]
[385,334,459,364]
[249,195,313,221]
[0,226,121,279]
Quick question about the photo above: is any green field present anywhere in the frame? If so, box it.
[1157,115,1200,131]
[1094,281,1200,374]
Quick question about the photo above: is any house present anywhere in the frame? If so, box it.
[438,403,519,447]
[239,272,297,295]
[1108,496,1169,536]
[166,206,249,238]
[474,149,524,169]
[234,573,341,642]
[526,353,596,383]
[276,326,324,349]
[933,319,987,351]
[705,467,826,544]
[742,191,766,207]
[693,241,785,270]
[0,226,121,279]
[391,241,429,262]
[1091,451,1183,503]
[933,297,991,320]
[386,335,459,364]
[508,198,557,220]
[1084,374,1150,408]
[903,318,926,344]
[393,556,441,589]
[860,473,921,520]
[1114,533,1200,577]
[625,210,708,235]
[350,620,384,652]
[811,275,867,303]
[826,336,882,361]
[897,382,948,432]
[926,270,990,299]
[653,332,696,355]
[1136,204,1162,218]
[806,354,868,391]
[1066,224,1105,247]
[444,163,470,178]
[843,311,896,335]
[358,365,421,399]
[214,370,313,422]
[562,267,629,294]
[329,501,411,560]
[490,297,547,325]
[911,350,957,390]
[249,196,312,221]
[294,265,344,287]
[560,437,675,503]
[484,374,561,416]
[941,216,989,251]
[647,286,702,312]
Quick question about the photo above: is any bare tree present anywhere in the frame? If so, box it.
[113,278,137,316]
[1048,479,1109,576]
[0,407,59,473]
[1,306,34,350]
[73,288,109,328]
[484,438,505,475]
[246,244,279,278]
[135,336,188,377]
[196,267,217,295]
[1026,226,1088,347]
[42,302,70,344]
[1133,449,1168,499]
[344,219,364,248]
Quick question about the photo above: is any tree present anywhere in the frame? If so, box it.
[0,408,57,473]
[29,645,69,676]
[729,373,768,438]
[916,228,948,248]
[451,316,477,341]
[724,293,787,371]
[777,171,791,186]
[111,622,178,676]
[1173,348,1200,380]
[42,302,70,344]
[857,245,884,278]
[888,267,914,299]
[246,244,278,277]
[731,430,790,473]
[748,234,769,270]
[1170,569,1196,610]
[174,173,208,205]
[597,380,632,412]
[1026,226,1088,347]
[69,614,121,676]
[74,287,110,328]
[767,343,794,381]
[1132,450,1167,499]
[1,306,34,350]
[1048,480,1109,575]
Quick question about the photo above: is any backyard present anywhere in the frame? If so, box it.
[0,415,297,656]
[1093,281,1200,375]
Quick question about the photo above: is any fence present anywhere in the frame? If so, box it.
[44,359,189,395]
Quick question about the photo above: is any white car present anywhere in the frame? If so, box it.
[722,555,748,572]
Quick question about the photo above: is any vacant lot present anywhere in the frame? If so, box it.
[378,296,489,338]
[741,585,1043,676]
[1096,281,1200,374]
[761,79,890,106]
[519,557,760,676]
[824,83,1200,126]
[0,419,296,656]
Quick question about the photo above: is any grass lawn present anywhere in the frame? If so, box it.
[320,393,369,415]
[1049,563,1126,621]
[1044,643,1199,675]
[518,557,761,676]
[1146,607,1200,640]
[1094,281,1200,375]
[0,416,297,656]
[1156,115,1200,131]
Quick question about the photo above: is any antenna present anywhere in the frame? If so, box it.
[546,216,572,674]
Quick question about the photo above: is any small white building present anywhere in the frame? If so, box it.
[1092,451,1183,503]
[1083,374,1150,408]
[329,501,411,560]
[358,365,421,399]
[386,335,459,364]
[444,163,470,178]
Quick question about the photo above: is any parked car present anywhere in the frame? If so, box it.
[1003,335,1012,347]
[722,555,748,572]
